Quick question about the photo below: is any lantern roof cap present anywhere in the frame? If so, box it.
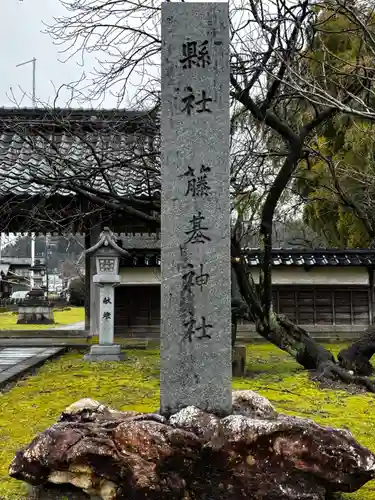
[29,259,46,271]
[84,227,130,257]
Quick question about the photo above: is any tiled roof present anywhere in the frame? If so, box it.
[0,257,46,266]
[118,248,375,267]
[243,249,375,267]
[0,108,159,198]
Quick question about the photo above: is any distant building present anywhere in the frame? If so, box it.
[0,257,46,297]
[111,244,375,341]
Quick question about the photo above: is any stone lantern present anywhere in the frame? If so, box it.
[84,227,130,362]
[17,259,55,324]
[28,260,45,297]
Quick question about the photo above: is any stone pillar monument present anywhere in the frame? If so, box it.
[160,3,231,416]
[84,228,130,362]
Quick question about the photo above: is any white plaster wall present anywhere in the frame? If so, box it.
[120,267,161,285]
[119,266,369,286]
[249,266,369,285]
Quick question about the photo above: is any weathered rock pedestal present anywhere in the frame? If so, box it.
[9,392,375,500]
[83,228,129,363]
[17,289,54,325]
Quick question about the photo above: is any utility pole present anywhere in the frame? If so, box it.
[16,57,36,289]
[30,233,35,290]
[16,57,36,105]
[45,234,49,299]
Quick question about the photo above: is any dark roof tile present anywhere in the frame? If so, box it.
[243,249,375,267]
[0,108,159,199]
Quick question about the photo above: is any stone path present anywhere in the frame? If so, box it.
[0,338,85,347]
[0,321,87,347]
[0,347,65,386]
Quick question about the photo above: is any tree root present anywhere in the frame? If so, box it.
[313,361,375,393]
[263,315,375,393]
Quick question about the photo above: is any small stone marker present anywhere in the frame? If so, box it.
[84,228,129,362]
[160,2,231,416]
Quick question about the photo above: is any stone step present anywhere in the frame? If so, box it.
[0,347,66,388]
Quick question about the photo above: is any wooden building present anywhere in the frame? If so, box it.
[112,243,375,339]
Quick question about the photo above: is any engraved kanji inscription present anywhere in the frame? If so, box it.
[103,311,111,320]
[182,263,195,293]
[195,263,210,291]
[183,315,196,342]
[103,297,112,305]
[182,263,209,292]
[196,90,212,113]
[183,315,213,342]
[180,40,211,69]
[182,164,211,197]
[196,316,213,339]
[181,87,212,115]
[181,87,195,115]
[185,211,211,244]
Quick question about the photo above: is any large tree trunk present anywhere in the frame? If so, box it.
[266,314,336,369]
[231,238,335,370]
[338,328,375,376]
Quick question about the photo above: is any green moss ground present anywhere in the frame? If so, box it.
[0,307,84,330]
[1,344,375,498]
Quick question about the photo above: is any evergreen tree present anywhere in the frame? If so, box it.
[294,6,375,247]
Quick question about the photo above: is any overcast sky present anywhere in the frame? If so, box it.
[1,0,119,108]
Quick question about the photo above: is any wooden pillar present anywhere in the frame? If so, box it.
[276,288,280,314]
[295,289,299,324]
[349,290,354,326]
[368,267,374,325]
[331,289,336,326]
[313,289,317,325]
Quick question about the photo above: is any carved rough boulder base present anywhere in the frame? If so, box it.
[9,391,375,500]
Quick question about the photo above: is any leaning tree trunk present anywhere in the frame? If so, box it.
[231,238,335,371]
[230,247,375,392]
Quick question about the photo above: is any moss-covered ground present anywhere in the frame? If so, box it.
[0,307,84,330]
[1,343,375,498]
